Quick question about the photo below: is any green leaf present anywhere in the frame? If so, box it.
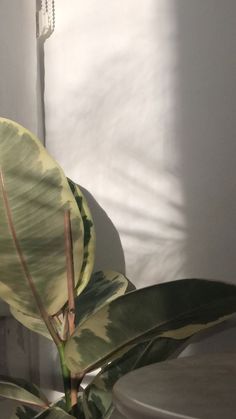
[10,405,37,419]
[0,376,49,408]
[75,270,132,326]
[82,337,187,419]
[47,394,85,419]
[0,118,84,316]
[67,179,95,296]
[65,278,236,374]
[12,270,134,341]
[33,407,76,418]
[10,306,52,340]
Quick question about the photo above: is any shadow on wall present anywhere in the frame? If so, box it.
[44,0,190,287]
[170,0,236,354]
[61,54,187,286]
[173,0,236,282]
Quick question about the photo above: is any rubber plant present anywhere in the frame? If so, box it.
[1,118,236,419]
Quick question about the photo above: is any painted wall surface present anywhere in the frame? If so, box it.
[0,1,236,414]
[44,0,236,358]
[0,0,42,136]
[45,0,236,286]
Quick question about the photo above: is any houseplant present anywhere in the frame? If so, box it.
[1,118,236,418]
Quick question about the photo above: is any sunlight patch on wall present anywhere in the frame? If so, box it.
[45,0,186,287]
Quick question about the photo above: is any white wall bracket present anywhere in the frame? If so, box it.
[36,0,55,39]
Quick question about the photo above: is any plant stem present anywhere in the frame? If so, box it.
[64,210,78,410]
[64,210,76,336]
[58,343,72,412]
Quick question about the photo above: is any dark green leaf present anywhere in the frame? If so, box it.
[33,407,76,418]
[41,394,84,419]
[65,279,236,374]
[67,179,95,296]
[10,405,37,419]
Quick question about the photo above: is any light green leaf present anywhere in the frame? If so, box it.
[75,270,132,326]
[33,407,76,418]
[0,376,48,408]
[82,336,187,419]
[67,179,95,296]
[65,278,236,374]
[10,306,52,340]
[0,118,84,316]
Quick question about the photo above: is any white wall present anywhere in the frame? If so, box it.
[0,0,42,136]
[45,0,236,286]
[45,0,236,356]
[45,0,183,285]
[0,1,235,414]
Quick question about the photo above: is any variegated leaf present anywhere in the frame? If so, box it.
[65,278,236,374]
[82,337,187,419]
[10,306,52,340]
[75,270,133,327]
[46,394,85,419]
[0,118,84,316]
[33,407,76,418]
[0,376,49,408]
[67,179,95,296]
[10,270,134,340]
[10,405,37,419]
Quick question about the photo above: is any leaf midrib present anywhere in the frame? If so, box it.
[0,167,60,345]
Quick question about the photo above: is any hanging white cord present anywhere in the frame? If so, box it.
[37,0,55,39]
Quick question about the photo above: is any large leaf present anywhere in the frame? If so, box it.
[10,270,132,341]
[33,408,76,419]
[12,399,77,419]
[43,394,85,419]
[0,118,84,316]
[0,376,48,408]
[10,306,52,340]
[75,270,132,327]
[44,394,85,419]
[67,179,95,296]
[82,337,187,419]
[65,278,236,374]
[10,405,37,419]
